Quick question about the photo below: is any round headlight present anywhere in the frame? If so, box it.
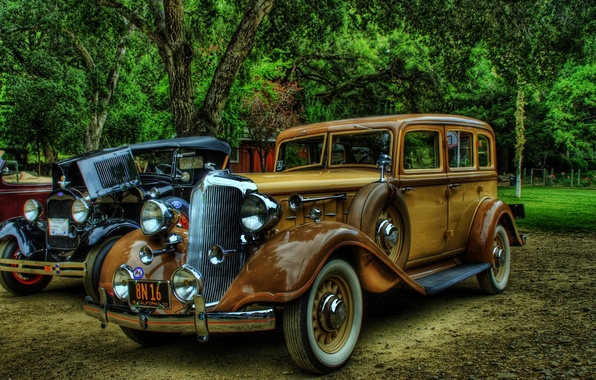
[23,199,43,221]
[140,200,175,235]
[71,198,90,223]
[171,265,203,304]
[112,265,134,301]
[240,193,282,234]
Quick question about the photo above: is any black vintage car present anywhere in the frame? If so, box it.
[0,136,230,298]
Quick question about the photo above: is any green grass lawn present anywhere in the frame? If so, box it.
[498,186,596,232]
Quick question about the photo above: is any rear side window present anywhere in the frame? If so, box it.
[478,134,493,168]
[403,131,441,170]
[447,131,474,169]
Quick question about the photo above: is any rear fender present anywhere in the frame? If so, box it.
[214,221,425,312]
[464,198,526,264]
[0,217,46,256]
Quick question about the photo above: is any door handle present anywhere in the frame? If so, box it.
[449,183,461,189]
[400,187,416,193]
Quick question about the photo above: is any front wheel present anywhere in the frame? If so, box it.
[284,258,363,374]
[0,238,52,295]
[477,225,511,294]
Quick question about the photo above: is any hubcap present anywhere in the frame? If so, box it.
[376,219,399,252]
[493,246,505,268]
[318,293,347,332]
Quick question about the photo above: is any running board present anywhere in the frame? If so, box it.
[414,262,492,295]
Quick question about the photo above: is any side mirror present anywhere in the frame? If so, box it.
[377,154,392,182]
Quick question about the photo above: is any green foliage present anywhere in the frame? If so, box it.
[0,0,595,172]
[545,62,596,156]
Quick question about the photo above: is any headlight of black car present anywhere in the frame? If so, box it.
[23,199,43,222]
[71,198,91,223]
[140,200,179,235]
[239,193,281,234]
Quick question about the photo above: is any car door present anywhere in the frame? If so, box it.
[444,126,488,252]
[399,125,448,266]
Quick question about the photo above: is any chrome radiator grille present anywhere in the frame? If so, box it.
[186,176,247,305]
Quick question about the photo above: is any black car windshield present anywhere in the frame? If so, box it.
[134,151,175,174]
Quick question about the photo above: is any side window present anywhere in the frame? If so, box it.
[447,131,474,169]
[329,130,392,166]
[403,131,440,170]
[478,134,492,168]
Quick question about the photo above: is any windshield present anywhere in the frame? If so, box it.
[276,135,326,172]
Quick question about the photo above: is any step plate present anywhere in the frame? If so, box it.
[415,262,492,295]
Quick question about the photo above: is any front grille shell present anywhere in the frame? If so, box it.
[46,190,79,250]
[185,172,257,306]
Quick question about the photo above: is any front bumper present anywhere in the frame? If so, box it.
[83,287,276,342]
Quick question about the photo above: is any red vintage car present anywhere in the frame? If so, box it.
[0,149,52,223]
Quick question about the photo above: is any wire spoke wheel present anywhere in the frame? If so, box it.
[284,258,362,374]
[477,224,511,295]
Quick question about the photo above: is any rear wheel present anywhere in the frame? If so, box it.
[120,327,181,346]
[284,258,362,374]
[477,225,511,294]
[0,238,52,295]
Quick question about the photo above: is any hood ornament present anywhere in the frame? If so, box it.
[58,175,70,188]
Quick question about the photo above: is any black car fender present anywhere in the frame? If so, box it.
[0,217,46,257]
[160,195,190,218]
[78,218,140,247]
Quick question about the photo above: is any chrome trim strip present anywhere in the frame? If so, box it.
[0,259,85,277]
[83,291,276,337]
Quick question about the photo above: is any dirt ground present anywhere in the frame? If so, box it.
[1,229,594,380]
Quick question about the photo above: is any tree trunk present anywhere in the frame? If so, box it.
[514,84,526,198]
[99,0,274,138]
[195,0,275,137]
[68,21,131,152]
[159,0,195,137]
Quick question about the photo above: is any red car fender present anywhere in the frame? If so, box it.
[464,198,526,265]
[214,221,425,312]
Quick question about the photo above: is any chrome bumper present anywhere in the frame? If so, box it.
[83,287,276,342]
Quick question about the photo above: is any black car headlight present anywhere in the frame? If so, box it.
[240,193,281,234]
[71,198,90,223]
[23,199,43,222]
[140,200,178,235]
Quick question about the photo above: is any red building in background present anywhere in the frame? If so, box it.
[227,140,275,173]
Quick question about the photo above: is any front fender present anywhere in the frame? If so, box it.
[0,217,46,256]
[79,218,140,247]
[464,198,526,264]
[214,221,425,312]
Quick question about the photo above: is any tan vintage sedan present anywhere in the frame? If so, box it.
[84,114,525,374]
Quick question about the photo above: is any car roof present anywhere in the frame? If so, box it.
[129,136,231,154]
[277,114,491,142]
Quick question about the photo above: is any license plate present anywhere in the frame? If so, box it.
[128,280,171,309]
[48,218,69,236]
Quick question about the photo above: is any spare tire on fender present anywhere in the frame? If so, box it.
[346,182,411,269]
